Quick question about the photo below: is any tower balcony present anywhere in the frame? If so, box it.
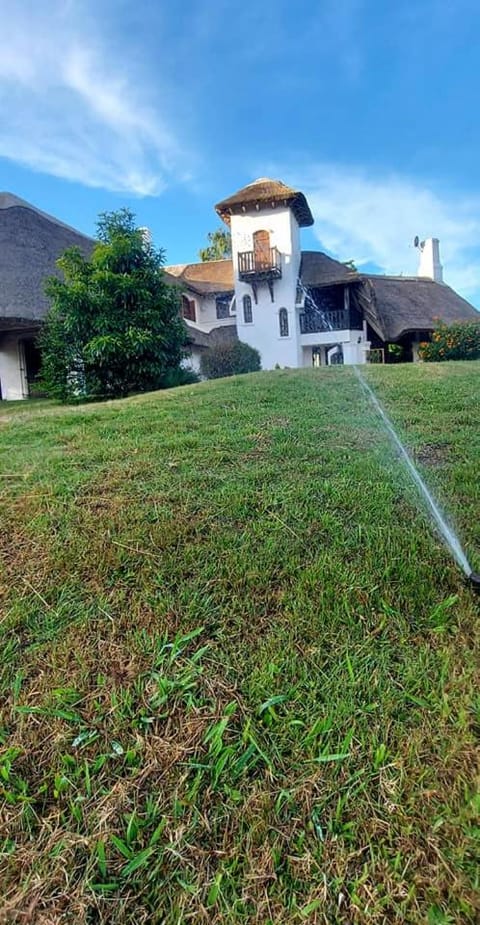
[238,247,282,281]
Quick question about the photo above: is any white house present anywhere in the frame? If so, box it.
[0,193,93,400]
[1,179,479,398]
[168,178,479,373]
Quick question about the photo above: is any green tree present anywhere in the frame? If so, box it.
[199,228,232,262]
[40,209,187,400]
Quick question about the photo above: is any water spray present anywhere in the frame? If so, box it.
[296,279,334,330]
[353,367,479,591]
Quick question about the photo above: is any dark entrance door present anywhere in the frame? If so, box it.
[22,338,42,395]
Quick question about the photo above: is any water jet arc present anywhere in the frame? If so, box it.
[354,367,476,586]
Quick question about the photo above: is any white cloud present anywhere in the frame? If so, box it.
[0,1,186,195]
[281,163,480,302]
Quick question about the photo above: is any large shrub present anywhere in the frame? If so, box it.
[40,209,187,400]
[419,320,480,362]
[200,340,261,379]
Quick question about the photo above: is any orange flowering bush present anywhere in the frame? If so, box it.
[419,320,480,361]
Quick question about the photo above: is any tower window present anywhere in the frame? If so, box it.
[279,308,289,337]
[182,295,196,322]
[243,294,253,323]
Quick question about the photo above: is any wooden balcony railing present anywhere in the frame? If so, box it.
[299,309,350,334]
[238,247,282,280]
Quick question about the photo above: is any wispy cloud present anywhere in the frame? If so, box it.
[0,1,187,195]
[278,163,480,301]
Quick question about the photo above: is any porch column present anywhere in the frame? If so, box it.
[0,335,28,400]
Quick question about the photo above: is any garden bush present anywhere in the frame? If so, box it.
[200,340,261,379]
[159,366,200,388]
[419,320,480,361]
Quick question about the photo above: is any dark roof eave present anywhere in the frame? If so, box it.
[0,318,43,332]
[216,196,314,228]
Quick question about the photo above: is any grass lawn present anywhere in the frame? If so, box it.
[0,362,479,924]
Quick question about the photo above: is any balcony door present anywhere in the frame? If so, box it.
[253,230,271,271]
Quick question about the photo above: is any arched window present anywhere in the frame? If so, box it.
[243,294,253,323]
[279,308,289,337]
[182,294,196,322]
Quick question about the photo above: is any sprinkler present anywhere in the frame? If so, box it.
[353,367,479,593]
[468,572,480,591]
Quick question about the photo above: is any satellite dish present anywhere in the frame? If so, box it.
[414,235,419,248]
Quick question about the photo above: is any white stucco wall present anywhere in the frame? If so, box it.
[302,335,369,368]
[0,335,28,400]
[184,293,235,333]
[231,207,302,369]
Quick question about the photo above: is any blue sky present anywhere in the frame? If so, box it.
[2,0,480,303]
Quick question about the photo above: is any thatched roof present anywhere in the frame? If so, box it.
[165,259,234,295]
[168,250,352,297]
[299,250,479,340]
[215,178,314,228]
[360,276,479,341]
[300,251,358,288]
[185,322,237,348]
[0,193,93,325]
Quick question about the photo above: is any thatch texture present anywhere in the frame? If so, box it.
[0,195,94,325]
[361,276,479,341]
[300,251,358,288]
[185,322,237,348]
[215,178,314,228]
[165,259,234,295]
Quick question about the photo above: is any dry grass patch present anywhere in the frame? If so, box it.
[1,366,479,923]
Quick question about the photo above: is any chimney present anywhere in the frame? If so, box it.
[417,237,443,283]
[139,226,152,248]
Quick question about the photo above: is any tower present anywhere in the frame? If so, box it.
[215,178,314,369]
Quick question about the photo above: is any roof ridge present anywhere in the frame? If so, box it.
[165,258,232,271]
[362,272,441,283]
[0,191,93,241]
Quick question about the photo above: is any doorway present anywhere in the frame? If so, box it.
[253,230,271,271]
[21,338,42,396]
[327,345,344,365]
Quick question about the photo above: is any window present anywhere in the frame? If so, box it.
[182,295,196,322]
[279,308,289,337]
[243,294,253,324]
[216,296,230,319]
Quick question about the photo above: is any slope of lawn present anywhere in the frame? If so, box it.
[0,363,479,924]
